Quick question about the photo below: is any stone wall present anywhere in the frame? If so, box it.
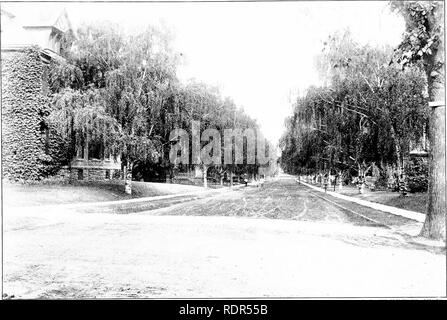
[85,168,105,181]
[50,167,123,182]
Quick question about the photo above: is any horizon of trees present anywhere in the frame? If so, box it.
[280,0,445,240]
[280,30,429,186]
[46,22,277,190]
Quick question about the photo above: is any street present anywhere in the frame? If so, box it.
[3,175,445,298]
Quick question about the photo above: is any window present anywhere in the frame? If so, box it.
[88,141,103,160]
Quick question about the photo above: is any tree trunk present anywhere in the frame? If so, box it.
[421,5,446,241]
[124,161,133,195]
[358,165,364,194]
[203,164,208,188]
[421,100,446,240]
[389,125,403,173]
[165,164,172,184]
[338,170,343,191]
[358,182,364,194]
[421,83,445,238]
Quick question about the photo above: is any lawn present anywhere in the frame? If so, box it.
[3,180,205,207]
[334,187,428,214]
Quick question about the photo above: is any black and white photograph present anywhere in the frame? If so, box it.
[0,0,445,301]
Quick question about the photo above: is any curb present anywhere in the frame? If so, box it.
[296,179,426,223]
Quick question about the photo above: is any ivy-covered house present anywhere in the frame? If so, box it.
[1,7,122,182]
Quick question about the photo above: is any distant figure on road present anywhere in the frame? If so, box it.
[244,174,248,187]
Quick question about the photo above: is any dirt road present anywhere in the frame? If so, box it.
[3,175,445,298]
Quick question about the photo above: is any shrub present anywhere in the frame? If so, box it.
[405,157,429,193]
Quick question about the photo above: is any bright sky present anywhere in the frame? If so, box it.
[3,0,406,143]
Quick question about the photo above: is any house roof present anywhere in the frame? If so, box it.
[1,7,73,51]
[20,8,72,33]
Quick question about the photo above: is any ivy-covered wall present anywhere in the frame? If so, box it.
[1,47,52,181]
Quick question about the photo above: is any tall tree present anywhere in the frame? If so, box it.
[49,22,269,189]
[281,30,429,197]
[391,1,445,240]
[49,23,178,193]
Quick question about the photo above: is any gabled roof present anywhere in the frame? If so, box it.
[1,7,73,51]
[21,8,73,33]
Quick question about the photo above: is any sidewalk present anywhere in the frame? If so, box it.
[296,179,426,223]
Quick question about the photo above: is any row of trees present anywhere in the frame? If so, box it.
[280,31,428,183]
[47,23,273,190]
[280,1,445,240]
